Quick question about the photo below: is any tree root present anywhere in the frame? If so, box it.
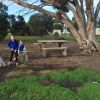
[80,40,99,54]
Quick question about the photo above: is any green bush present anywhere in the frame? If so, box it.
[53,32,60,39]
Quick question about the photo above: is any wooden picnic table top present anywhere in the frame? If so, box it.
[37,40,68,43]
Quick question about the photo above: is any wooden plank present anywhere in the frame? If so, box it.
[37,40,68,43]
[33,43,42,45]
[42,47,67,50]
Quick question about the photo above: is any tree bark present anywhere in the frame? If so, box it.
[67,4,87,41]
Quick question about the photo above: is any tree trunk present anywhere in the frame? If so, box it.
[69,23,98,54]
[63,14,98,54]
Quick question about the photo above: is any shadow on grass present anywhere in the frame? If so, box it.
[40,76,83,90]
[0,63,79,83]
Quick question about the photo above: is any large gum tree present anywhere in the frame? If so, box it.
[11,0,100,53]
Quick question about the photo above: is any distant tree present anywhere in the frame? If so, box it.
[28,13,53,37]
[22,24,31,36]
[9,14,16,34]
[0,2,9,39]
[9,15,26,35]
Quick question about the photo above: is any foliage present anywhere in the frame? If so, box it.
[42,0,76,12]
[9,15,27,36]
[28,13,53,37]
[0,2,10,40]
[53,32,60,39]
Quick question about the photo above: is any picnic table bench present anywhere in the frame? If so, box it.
[42,47,68,57]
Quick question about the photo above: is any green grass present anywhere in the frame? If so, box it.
[0,68,100,100]
[78,82,100,100]
[5,34,76,42]
[4,34,100,43]
[5,35,55,42]
[61,34,76,41]
[96,37,100,43]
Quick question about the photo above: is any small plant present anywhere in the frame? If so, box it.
[53,32,60,39]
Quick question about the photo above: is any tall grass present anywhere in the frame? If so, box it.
[0,68,100,100]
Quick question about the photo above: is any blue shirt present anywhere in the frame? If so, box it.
[19,44,25,51]
[8,40,19,50]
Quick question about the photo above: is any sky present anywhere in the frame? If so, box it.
[3,0,100,22]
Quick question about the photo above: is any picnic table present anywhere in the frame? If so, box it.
[34,40,68,57]
[37,40,68,48]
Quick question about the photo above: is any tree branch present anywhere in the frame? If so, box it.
[85,0,94,33]
[78,0,86,27]
[67,3,87,39]
[11,0,57,18]
[61,11,84,44]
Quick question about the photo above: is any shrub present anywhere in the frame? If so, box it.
[53,32,60,39]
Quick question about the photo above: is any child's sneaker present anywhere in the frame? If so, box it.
[16,63,19,66]
[13,58,16,61]
[8,61,11,66]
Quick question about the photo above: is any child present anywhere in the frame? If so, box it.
[18,40,25,53]
[8,35,19,66]
[18,40,28,63]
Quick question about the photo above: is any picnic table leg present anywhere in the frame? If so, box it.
[25,53,28,62]
[62,48,67,56]
[42,43,45,48]
[40,43,46,48]
[39,43,46,51]
[42,49,46,57]
[38,43,46,48]
[58,42,63,47]
[39,44,42,49]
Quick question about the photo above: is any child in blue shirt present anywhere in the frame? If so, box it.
[18,40,26,53]
[18,40,28,62]
[8,35,19,66]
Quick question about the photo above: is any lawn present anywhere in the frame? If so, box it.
[5,34,100,43]
[0,68,100,100]
[5,35,54,42]
[5,34,76,42]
